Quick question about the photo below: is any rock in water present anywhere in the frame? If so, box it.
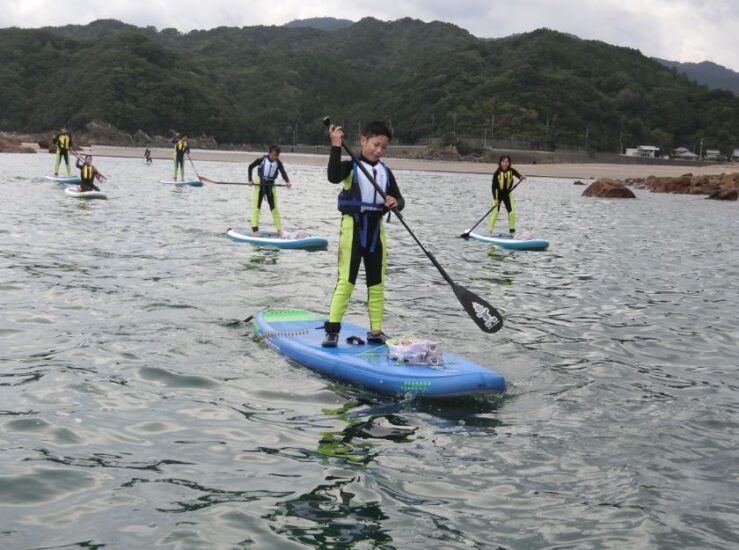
[573,180,586,185]
[582,178,636,198]
[706,190,738,201]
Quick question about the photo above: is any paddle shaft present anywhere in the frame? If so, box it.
[199,176,287,187]
[187,154,203,182]
[461,179,523,238]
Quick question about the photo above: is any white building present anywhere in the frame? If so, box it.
[637,145,660,158]
[704,149,722,161]
[731,148,739,161]
[673,147,698,160]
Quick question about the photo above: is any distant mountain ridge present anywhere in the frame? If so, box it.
[655,58,739,95]
[1,18,737,154]
[284,17,353,31]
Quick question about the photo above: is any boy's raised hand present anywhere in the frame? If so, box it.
[385,196,398,209]
[329,125,344,147]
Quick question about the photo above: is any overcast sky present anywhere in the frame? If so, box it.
[3,0,738,70]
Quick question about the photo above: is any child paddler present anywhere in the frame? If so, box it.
[173,135,190,181]
[247,145,291,237]
[489,154,526,237]
[53,127,73,176]
[75,155,101,192]
[322,121,405,348]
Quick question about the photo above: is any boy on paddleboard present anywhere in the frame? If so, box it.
[75,155,101,192]
[322,121,405,347]
[53,127,73,177]
[247,145,292,237]
[489,155,526,237]
[173,135,190,181]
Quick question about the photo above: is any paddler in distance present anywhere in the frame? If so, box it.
[489,154,526,238]
[247,145,292,237]
[53,127,73,177]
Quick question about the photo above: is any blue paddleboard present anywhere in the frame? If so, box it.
[468,232,549,251]
[253,309,506,398]
[226,228,328,250]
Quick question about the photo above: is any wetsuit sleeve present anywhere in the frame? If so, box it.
[491,169,501,200]
[247,158,261,181]
[512,168,523,180]
[53,135,59,146]
[386,169,405,212]
[277,160,289,182]
[327,146,353,183]
[76,159,83,169]
[69,135,73,148]
[185,144,190,155]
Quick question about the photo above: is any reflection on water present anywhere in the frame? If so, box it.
[0,154,737,548]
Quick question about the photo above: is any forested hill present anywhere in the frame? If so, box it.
[1,17,738,153]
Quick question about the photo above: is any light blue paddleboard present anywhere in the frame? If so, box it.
[469,232,549,251]
[254,309,506,398]
[45,175,81,185]
[64,187,107,200]
[226,228,328,250]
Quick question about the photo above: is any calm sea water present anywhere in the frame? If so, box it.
[1,152,737,549]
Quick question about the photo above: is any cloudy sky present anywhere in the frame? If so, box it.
[3,0,738,70]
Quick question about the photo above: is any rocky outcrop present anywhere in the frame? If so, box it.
[0,136,35,154]
[573,180,587,185]
[625,172,739,201]
[582,178,636,198]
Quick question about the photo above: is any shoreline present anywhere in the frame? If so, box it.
[22,143,739,180]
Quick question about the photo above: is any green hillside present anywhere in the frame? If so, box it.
[0,18,737,153]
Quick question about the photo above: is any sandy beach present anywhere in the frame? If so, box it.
[25,143,738,180]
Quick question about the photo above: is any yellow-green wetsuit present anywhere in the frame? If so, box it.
[325,147,405,333]
[53,132,72,176]
[248,155,289,232]
[488,167,522,235]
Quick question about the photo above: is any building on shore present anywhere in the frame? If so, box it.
[704,149,722,161]
[624,145,660,158]
[731,149,739,161]
[673,147,699,160]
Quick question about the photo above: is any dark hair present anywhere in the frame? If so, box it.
[362,121,392,141]
[498,154,512,168]
[268,145,281,154]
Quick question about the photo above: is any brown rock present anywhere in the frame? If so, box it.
[582,178,636,198]
[573,180,586,185]
[0,137,36,154]
[706,190,738,201]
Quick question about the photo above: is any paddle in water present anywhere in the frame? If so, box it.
[322,116,503,334]
[187,154,203,183]
[459,180,523,239]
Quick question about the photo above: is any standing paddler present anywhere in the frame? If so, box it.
[53,127,73,177]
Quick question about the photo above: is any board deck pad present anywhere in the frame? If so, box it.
[468,231,549,250]
[254,308,505,398]
[226,228,328,250]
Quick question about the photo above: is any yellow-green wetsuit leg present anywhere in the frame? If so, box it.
[329,214,387,332]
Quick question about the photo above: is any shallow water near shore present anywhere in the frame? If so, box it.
[1,153,738,549]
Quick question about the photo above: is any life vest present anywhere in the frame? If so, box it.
[337,160,389,215]
[175,140,188,155]
[56,134,70,151]
[258,155,279,184]
[81,164,95,182]
[495,169,515,191]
